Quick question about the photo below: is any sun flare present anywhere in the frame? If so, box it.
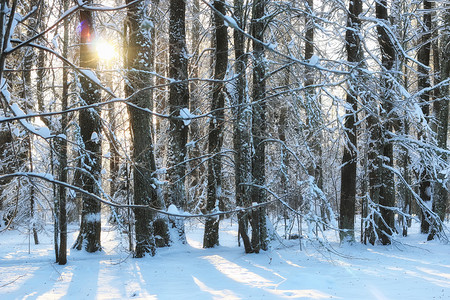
[95,39,117,61]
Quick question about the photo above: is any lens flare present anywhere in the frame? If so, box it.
[95,39,116,61]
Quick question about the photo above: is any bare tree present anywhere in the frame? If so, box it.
[339,0,362,243]
[203,0,228,248]
[124,0,163,257]
[232,0,252,253]
[417,1,433,235]
[250,0,268,252]
[57,0,70,265]
[167,0,189,242]
[375,0,397,245]
[73,2,102,253]
[428,3,449,240]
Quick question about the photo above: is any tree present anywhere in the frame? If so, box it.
[203,0,228,248]
[232,0,253,253]
[21,0,40,246]
[167,0,189,242]
[428,3,449,240]
[370,0,397,245]
[250,0,268,252]
[56,0,70,265]
[417,1,433,235]
[73,3,102,253]
[124,0,164,257]
[339,0,362,243]
[304,0,322,188]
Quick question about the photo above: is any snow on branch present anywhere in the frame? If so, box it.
[5,0,141,56]
[0,79,54,139]
[200,0,347,76]
[0,172,279,220]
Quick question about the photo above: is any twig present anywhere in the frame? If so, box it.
[0,274,26,288]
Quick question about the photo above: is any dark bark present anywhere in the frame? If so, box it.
[168,0,189,242]
[366,111,381,245]
[125,0,165,257]
[304,0,326,229]
[399,120,412,237]
[0,129,12,227]
[250,0,268,253]
[54,0,69,265]
[374,0,396,245]
[417,1,433,234]
[21,2,39,245]
[187,0,205,207]
[304,0,321,185]
[233,0,252,253]
[0,0,12,224]
[108,110,119,200]
[73,4,102,253]
[428,6,449,240]
[203,0,228,248]
[339,0,361,243]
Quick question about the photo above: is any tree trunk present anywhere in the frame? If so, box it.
[168,0,189,243]
[417,1,433,235]
[304,0,321,186]
[57,0,69,264]
[250,0,268,253]
[339,0,362,243]
[304,0,326,231]
[428,4,449,240]
[399,119,412,237]
[203,0,228,248]
[187,0,205,209]
[374,0,396,245]
[125,0,166,257]
[232,0,252,253]
[73,3,102,253]
[22,3,39,245]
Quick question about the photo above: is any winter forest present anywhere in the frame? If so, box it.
[1,0,450,298]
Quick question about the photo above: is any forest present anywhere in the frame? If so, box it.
[0,0,449,297]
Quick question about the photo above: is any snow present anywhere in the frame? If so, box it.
[36,172,54,181]
[1,219,449,299]
[223,15,238,29]
[80,69,102,87]
[91,131,100,143]
[1,78,11,102]
[309,55,320,66]
[1,80,52,139]
[167,204,180,215]
[84,213,101,223]
[179,108,194,126]
[52,34,59,49]
[9,103,53,139]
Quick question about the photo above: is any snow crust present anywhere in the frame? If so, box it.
[0,219,449,299]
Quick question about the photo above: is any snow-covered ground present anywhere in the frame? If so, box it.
[1,219,449,299]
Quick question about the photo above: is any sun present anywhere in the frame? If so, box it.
[94,39,117,61]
